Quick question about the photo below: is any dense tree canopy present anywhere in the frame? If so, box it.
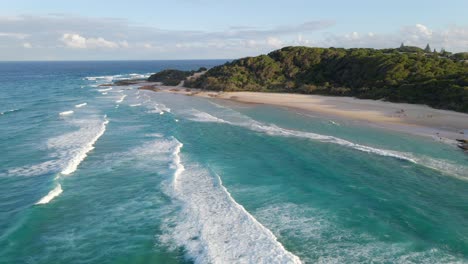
[148,67,206,85]
[185,46,468,113]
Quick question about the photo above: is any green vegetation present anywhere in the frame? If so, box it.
[186,46,468,113]
[148,67,206,86]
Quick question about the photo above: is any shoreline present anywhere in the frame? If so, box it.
[135,83,468,149]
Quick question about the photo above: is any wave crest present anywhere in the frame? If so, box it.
[35,184,63,205]
[185,109,467,180]
[160,138,302,264]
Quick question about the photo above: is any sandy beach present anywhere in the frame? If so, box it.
[138,84,468,146]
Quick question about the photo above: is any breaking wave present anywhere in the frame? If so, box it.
[59,110,74,116]
[116,95,127,103]
[0,109,20,116]
[59,117,109,175]
[160,138,302,264]
[75,103,87,108]
[35,184,63,205]
[186,109,468,180]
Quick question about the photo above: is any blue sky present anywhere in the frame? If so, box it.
[0,0,467,60]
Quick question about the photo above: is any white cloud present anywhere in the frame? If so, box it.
[119,40,129,48]
[0,15,466,60]
[415,24,432,36]
[143,43,153,49]
[266,37,283,48]
[0,32,28,39]
[22,42,32,48]
[61,33,87,48]
[60,33,120,49]
[86,37,119,49]
[319,24,468,52]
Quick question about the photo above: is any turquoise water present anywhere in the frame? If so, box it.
[0,61,467,263]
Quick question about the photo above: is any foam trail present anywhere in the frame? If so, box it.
[35,184,63,205]
[75,103,87,108]
[61,117,109,175]
[59,110,74,116]
[0,109,20,115]
[85,73,151,83]
[98,88,112,92]
[188,109,416,163]
[130,103,142,107]
[188,110,228,123]
[5,160,60,177]
[171,141,185,187]
[186,110,468,179]
[116,95,127,103]
[102,92,108,95]
[164,139,302,264]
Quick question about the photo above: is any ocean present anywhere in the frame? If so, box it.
[0,61,467,264]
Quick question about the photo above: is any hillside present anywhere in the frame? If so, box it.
[148,67,206,86]
[185,46,468,113]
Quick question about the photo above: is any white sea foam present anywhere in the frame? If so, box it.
[254,203,463,263]
[161,138,302,264]
[116,95,127,103]
[171,141,185,186]
[60,117,109,175]
[102,92,108,95]
[147,104,170,115]
[188,110,228,123]
[85,75,117,82]
[5,160,60,177]
[185,109,468,179]
[85,73,151,83]
[187,110,413,162]
[59,110,74,116]
[0,109,20,115]
[145,133,164,138]
[35,184,63,205]
[130,103,142,107]
[98,88,113,92]
[75,103,87,108]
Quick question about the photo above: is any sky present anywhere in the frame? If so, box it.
[0,0,467,60]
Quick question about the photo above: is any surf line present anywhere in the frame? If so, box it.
[35,115,109,205]
[168,138,302,263]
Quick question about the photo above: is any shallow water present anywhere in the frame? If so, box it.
[0,61,467,263]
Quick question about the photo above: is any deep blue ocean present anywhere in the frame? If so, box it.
[0,61,467,264]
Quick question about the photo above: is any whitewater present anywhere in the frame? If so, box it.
[1,61,467,264]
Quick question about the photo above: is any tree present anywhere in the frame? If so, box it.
[424,44,431,53]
